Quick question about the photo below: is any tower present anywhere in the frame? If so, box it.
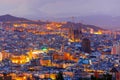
[60,44,64,53]
[69,27,82,42]
[82,38,91,53]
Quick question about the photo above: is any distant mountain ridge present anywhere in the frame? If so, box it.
[0,14,47,25]
[0,14,30,22]
[43,15,120,30]
[62,22,105,31]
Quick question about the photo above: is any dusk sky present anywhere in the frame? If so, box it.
[0,0,120,19]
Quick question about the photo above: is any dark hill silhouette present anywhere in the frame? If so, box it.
[0,14,30,22]
[0,14,47,25]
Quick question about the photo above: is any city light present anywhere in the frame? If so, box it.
[0,2,120,79]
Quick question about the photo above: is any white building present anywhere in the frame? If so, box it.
[0,52,2,61]
[111,41,120,55]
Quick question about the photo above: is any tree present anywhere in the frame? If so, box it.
[56,71,64,80]
[102,73,112,80]
[106,73,112,80]
[91,75,95,80]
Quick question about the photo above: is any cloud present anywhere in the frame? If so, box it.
[0,0,120,18]
[0,0,57,17]
[40,0,120,17]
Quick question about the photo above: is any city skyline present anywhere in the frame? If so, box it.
[0,1,120,79]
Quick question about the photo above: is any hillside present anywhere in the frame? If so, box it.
[0,14,30,22]
[62,22,105,31]
[46,15,120,30]
[0,14,105,31]
[0,14,46,25]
